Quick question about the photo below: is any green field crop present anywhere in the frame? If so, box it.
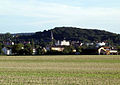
[0,55,120,85]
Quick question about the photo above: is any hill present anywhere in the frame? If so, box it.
[27,27,120,45]
[1,27,120,46]
[12,33,34,36]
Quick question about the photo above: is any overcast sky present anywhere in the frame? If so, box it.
[0,0,120,33]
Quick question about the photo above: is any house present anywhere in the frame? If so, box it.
[71,41,83,47]
[98,47,118,55]
[55,40,70,46]
[2,47,12,55]
[32,48,36,55]
[86,43,94,46]
[96,42,106,47]
[51,46,64,52]
[3,41,15,46]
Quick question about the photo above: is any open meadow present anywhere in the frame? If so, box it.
[0,55,120,85]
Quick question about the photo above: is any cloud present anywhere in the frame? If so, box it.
[1,0,120,17]
[0,0,120,33]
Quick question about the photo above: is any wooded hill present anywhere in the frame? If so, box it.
[1,27,120,46]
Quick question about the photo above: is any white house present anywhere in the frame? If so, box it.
[32,48,36,55]
[11,42,14,45]
[96,42,106,47]
[2,47,12,55]
[86,43,94,46]
[98,47,118,55]
[55,40,70,46]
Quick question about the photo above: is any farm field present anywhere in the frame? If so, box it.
[0,55,120,85]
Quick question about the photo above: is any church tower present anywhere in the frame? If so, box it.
[50,30,55,46]
[51,31,54,40]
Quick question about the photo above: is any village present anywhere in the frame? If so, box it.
[0,32,118,55]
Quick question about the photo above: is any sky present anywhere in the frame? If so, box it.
[0,0,120,33]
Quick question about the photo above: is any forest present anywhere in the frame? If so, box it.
[17,27,120,46]
[0,27,120,46]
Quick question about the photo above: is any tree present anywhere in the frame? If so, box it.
[36,47,45,55]
[63,46,74,54]
[24,43,33,55]
[12,43,24,55]
[5,33,11,38]
[76,46,82,53]
[39,39,47,47]
[116,46,120,54]
[0,43,3,54]
[31,39,35,49]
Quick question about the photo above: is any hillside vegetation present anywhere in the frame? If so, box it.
[1,27,120,45]
[19,27,120,45]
